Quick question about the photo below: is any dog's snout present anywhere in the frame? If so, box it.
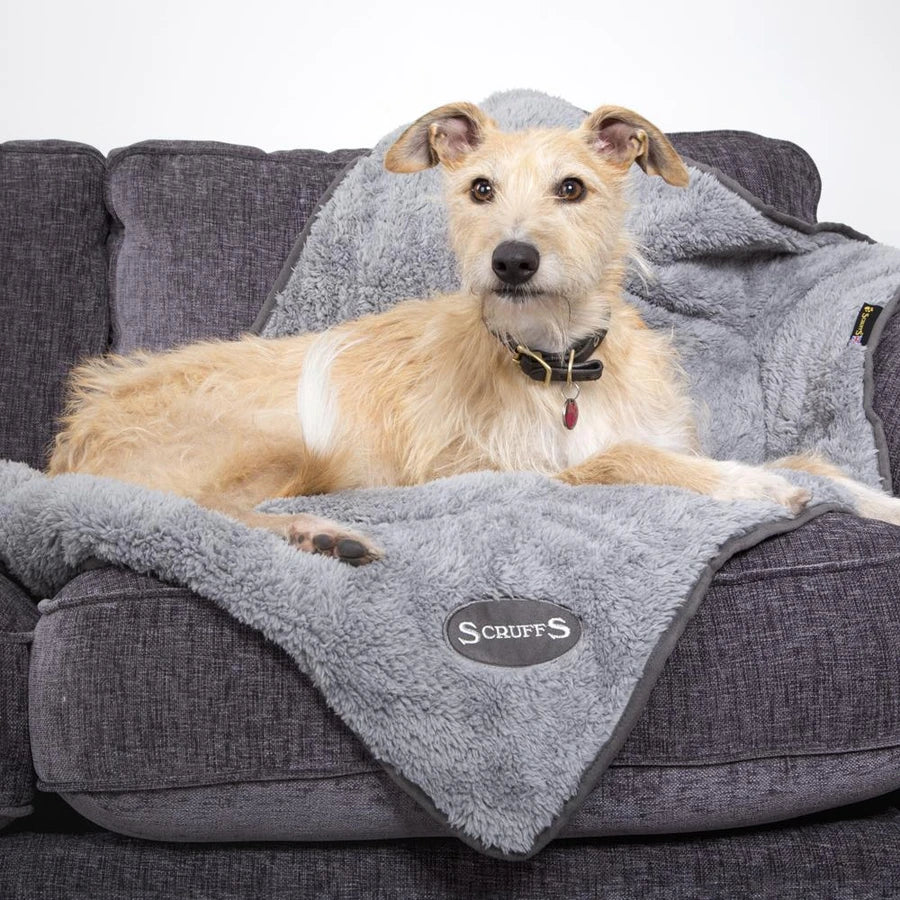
[492,241,540,286]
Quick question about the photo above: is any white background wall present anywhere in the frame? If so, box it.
[2,0,898,244]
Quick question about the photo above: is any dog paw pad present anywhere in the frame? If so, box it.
[312,533,336,551]
[286,521,380,566]
[335,538,367,559]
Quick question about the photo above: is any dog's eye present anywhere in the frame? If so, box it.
[470,178,494,203]
[557,178,585,202]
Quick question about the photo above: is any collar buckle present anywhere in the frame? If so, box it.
[513,345,553,386]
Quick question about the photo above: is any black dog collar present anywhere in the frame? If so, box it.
[497,330,607,385]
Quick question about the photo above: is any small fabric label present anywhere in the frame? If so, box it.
[445,599,582,667]
[849,303,883,346]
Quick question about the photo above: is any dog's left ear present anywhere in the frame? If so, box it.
[580,106,690,187]
[385,103,496,173]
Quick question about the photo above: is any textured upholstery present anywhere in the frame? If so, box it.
[874,297,900,493]
[671,130,821,223]
[1,796,899,900]
[0,142,110,469]
[0,573,38,830]
[2,130,899,893]
[28,511,900,842]
[105,142,364,352]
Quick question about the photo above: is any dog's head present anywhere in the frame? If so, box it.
[385,102,688,349]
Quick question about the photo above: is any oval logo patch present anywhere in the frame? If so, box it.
[445,599,582,667]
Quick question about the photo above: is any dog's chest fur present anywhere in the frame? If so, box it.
[473,380,693,475]
[295,294,697,486]
[317,358,693,485]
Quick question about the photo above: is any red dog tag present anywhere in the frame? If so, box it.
[563,398,579,430]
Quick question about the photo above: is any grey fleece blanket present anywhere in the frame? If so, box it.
[2,90,899,860]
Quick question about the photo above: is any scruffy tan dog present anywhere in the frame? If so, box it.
[49,103,900,564]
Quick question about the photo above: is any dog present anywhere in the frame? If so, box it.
[48,102,900,564]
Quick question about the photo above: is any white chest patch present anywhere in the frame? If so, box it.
[296,332,358,454]
[500,386,693,475]
[483,389,623,475]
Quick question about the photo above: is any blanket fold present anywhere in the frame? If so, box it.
[2,90,899,859]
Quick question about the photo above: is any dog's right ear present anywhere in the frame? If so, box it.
[385,103,495,173]
[580,106,690,187]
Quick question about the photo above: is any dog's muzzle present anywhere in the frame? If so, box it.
[491,241,540,286]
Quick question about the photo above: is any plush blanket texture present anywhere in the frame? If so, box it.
[2,90,898,859]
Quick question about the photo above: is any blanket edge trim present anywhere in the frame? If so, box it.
[864,286,900,493]
[375,500,851,860]
[683,157,874,244]
[250,152,365,336]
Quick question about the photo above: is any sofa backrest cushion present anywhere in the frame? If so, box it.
[670,130,821,224]
[0,142,111,469]
[106,142,364,353]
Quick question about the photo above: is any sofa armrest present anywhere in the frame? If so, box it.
[0,572,38,831]
[873,299,900,494]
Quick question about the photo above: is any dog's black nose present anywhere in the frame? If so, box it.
[492,241,540,286]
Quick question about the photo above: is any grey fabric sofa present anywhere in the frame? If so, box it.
[1,130,899,899]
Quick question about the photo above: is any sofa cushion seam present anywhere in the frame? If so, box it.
[715,551,900,584]
[44,551,900,612]
[0,630,34,644]
[35,741,900,794]
[0,145,106,169]
[105,146,360,176]
[41,589,193,613]
[37,766,383,793]
[615,740,900,768]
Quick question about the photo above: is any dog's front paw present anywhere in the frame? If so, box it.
[713,463,811,514]
[287,517,382,566]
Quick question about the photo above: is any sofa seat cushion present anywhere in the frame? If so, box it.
[105,142,365,353]
[0,141,110,470]
[27,510,900,843]
[0,572,39,831]
[2,796,899,900]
